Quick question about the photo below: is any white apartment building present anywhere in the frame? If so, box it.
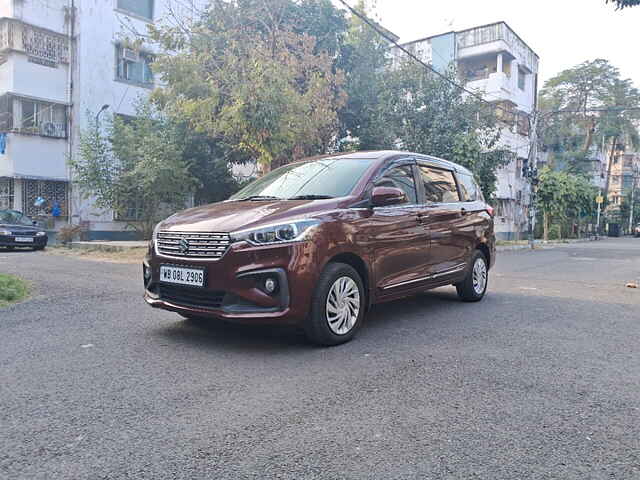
[0,0,199,240]
[391,22,540,240]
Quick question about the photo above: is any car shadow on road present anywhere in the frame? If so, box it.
[151,287,465,353]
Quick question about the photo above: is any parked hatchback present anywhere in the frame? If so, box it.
[144,151,495,345]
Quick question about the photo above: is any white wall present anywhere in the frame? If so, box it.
[1,134,68,180]
[11,55,69,102]
[10,0,68,32]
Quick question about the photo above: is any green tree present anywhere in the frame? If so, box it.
[378,61,509,198]
[337,0,392,150]
[149,0,346,170]
[70,103,197,239]
[606,0,640,9]
[539,59,640,176]
[537,167,597,240]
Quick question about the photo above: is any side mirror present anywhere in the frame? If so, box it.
[371,186,407,207]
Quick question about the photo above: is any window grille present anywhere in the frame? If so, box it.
[0,177,14,210]
[22,180,68,217]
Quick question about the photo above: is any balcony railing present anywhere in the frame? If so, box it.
[0,18,69,66]
[457,22,538,74]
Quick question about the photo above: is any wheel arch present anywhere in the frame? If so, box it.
[325,252,371,309]
[476,242,491,269]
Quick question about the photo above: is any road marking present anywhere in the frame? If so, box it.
[81,344,94,349]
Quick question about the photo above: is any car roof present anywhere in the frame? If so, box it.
[324,150,473,175]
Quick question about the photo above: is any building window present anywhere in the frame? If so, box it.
[516,112,530,136]
[11,97,67,138]
[0,177,14,210]
[518,67,527,90]
[494,101,516,126]
[115,45,154,86]
[114,195,145,221]
[117,0,154,20]
[22,180,68,217]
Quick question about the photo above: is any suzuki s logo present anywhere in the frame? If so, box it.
[179,238,190,254]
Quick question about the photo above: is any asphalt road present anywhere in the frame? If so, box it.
[1,239,639,479]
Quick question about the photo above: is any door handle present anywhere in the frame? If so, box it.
[460,207,468,216]
[416,213,424,224]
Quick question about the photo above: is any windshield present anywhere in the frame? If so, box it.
[230,158,375,200]
[0,210,33,226]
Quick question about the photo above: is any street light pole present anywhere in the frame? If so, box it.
[527,111,539,250]
[629,163,638,233]
[95,104,110,141]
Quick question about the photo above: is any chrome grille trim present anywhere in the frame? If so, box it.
[156,231,231,259]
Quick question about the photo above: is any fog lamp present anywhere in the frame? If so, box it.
[264,277,278,294]
[143,265,151,281]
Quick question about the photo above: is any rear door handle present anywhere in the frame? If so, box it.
[416,213,424,224]
[460,207,468,216]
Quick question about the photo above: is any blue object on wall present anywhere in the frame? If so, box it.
[0,133,6,154]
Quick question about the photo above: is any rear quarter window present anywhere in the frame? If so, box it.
[457,173,483,202]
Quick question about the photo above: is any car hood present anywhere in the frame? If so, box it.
[159,198,348,233]
[0,224,39,233]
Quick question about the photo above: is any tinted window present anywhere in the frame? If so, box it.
[117,0,154,19]
[230,158,374,200]
[457,173,482,202]
[375,165,418,204]
[418,166,460,203]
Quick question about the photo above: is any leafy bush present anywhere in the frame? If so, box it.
[57,224,84,245]
[0,274,29,307]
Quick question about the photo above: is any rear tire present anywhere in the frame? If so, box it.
[34,246,45,251]
[455,250,488,302]
[304,262,365,346]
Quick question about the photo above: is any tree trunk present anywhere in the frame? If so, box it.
[581,116,597,155]
[543,210,549,241]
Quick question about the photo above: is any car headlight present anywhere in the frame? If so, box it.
[0,229,10,236]
[232,220,321,245]
[36,231,46,237]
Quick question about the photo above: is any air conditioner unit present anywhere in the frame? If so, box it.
[121,48,139,62]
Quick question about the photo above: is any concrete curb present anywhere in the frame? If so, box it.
[67,241,148,252]
[496,237,603,252]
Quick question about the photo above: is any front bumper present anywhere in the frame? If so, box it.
[143,239,320,325]
[0,235,48,248]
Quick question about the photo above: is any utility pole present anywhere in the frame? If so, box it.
[629,162,638,233]
[526,111,539,249]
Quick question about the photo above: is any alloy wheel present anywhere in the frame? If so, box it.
[472,257,487,295]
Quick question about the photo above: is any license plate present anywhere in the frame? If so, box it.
[15,237,34,243]
[160,265,205,287]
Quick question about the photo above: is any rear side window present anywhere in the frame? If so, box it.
[457,173,483,202]
[418,166,460,203]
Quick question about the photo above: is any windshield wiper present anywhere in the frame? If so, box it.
[287,194,334,200]
[237,195,281,201]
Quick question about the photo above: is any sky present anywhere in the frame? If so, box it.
[364,0,640,87]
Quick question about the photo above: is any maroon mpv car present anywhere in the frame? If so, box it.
[144,151,495,345]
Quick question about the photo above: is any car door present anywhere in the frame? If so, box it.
[416,164,469,276]
[367,160,431,294]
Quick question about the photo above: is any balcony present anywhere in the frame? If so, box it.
[0,18,69,67]
[456,22,538,74]
[0,94,68,139]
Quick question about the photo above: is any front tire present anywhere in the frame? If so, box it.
[455,250,488,302]
[304,262,365,346]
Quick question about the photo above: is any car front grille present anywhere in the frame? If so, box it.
[156,231,231,259]
[158,285,226,310]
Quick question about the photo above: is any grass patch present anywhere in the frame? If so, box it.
[47,246,147,264]
[0,273,29,307]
